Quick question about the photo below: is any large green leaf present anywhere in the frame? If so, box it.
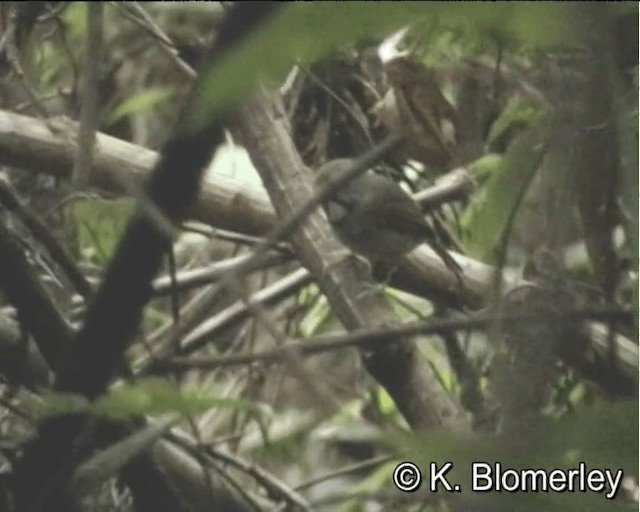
[107,86,175,124]
[487,97,541,147]
[460,120,548,262]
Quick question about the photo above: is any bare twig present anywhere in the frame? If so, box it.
[294,454,392,493]
[0,110,634,375]
[413,167,476,209]
[72,2,103,189]
[0,221,72,368]
[179,268,312,356]
[223,133,403,280]
[135,267,312,374]
[0,175,92,298]
[181,221,292,252]
[117,3,197,79]
[162,306,633,372]
[202,444,312,511]
[151,250,290,295]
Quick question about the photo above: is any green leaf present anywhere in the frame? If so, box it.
[487,97,541,147]
[27,392,90,419]
[375,387,398,417]
[460,121,548,262]
[468,153,505,183]
[29,379,257,421]
[107,86,176,124]
[91,378,255,420]
[62,3,88,41]
[72,198,134,265]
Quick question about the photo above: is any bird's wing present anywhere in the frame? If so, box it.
[370,197,433,239]
[372,196,462,274]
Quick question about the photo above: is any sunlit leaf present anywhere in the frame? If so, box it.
[487,97,541,147]
[107,86,176,124]
[72,198,135,265]
[92,378,255,420]
[460,120,548,261]
[28,392,90,419]
[62,2,88,40]
[469,153,505,183]
[376,387,398,417]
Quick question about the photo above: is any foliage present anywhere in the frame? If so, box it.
[384,401,638,511]
[72,198,134,264]
[29,378,256,421]
[107,86,176,124]
[0,2,635,511]
[195,3,575,123]
[460,119,548,262]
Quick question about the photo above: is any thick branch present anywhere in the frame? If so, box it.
[231,89,468,432]
[0,109,277,236]
[0,109,634,376]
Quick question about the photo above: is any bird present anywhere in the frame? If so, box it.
[315,158,462,278]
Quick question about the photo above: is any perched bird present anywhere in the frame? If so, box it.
[315,158,462,277]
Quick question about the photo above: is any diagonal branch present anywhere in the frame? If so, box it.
[10,4,282,511]
[231,88,469,432]
[0,108,634,375]
[0,221,72,369]
[0,176,92,298]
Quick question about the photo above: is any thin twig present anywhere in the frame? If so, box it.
[162,306,633,371]
[168,433,312,511]
[3,19,50,118]
[0,176,92,298]
[293,454,392,493]
[181,221,292,252]
[223,133,403,280]
[117,2,197,79]
[412,167,476,209]
[301,65,374,146]
[176,268,312,358]
[167,247,181,351]
[72,2,103,188]
[152,250,291,295]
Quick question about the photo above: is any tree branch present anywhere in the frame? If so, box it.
[231,89,468,432]
[10,4,282,510]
